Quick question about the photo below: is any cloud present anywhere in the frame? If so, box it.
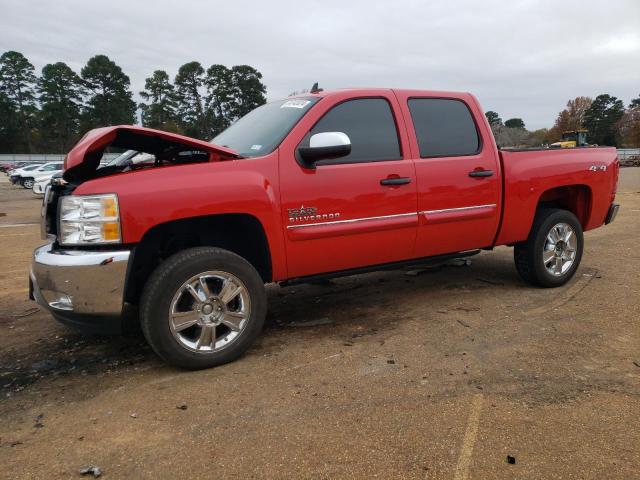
[1,0,639,129]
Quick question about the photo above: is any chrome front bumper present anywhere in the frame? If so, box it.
[30,242,131,317]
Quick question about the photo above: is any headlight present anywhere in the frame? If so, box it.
[59,194,121,245]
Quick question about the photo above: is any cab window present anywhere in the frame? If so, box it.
[408,98,480,157]
[301,98,401,165]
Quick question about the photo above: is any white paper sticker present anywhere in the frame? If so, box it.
[250,144,262,150]
[281,99,311,109]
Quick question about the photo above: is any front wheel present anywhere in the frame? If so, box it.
[514,208,584,287]
[22,178,34,189]
[140,247,267,369]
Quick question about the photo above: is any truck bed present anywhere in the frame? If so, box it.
[494,146,618,246]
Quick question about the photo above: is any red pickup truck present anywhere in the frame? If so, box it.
[30,88,620,369]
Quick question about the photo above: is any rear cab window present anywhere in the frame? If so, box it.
[408,98,480,157]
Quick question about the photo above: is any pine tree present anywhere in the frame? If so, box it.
[205,64,234,135]
[38,62,84,152]
[229,65,266,119]
[139,70,178,131]
[174,61,207,138]
[584,94,625,146]
[0,50,38,152]
[80,55,136,130]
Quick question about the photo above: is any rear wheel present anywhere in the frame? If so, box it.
[514,208,583,287]
[140,247,266,369]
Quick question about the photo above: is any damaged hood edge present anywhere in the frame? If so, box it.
[63,125,239,182]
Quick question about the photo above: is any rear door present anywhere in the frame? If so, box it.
[396,93,501,257]
[279,92,418,279]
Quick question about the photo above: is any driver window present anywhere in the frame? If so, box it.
[300,98,401,165]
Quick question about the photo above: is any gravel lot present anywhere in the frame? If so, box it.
[1,170,639,479]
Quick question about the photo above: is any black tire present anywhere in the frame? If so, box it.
[514,208,584,288]
[140,247,267,369]
[22,178,34,189]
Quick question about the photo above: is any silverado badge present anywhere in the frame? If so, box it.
[288,205,341,223]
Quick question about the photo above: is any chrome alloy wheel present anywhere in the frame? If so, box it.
[169,271,251,353]
[542,222,577,276]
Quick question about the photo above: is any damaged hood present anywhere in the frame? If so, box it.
[63,125,239,182]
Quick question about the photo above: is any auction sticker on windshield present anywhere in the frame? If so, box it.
[281,99,311,109]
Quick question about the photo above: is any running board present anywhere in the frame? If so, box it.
[279,250,481,287]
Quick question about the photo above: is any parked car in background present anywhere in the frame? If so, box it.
[8,164,43,183]
[2,161,34,173]
[11,162,63,188]
[32,171,63,195]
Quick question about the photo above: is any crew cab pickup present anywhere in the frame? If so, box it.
[30,88,620,369]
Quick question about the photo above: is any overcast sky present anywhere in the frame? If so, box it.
[1,0,639,129]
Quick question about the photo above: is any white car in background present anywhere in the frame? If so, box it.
[10,162,63,188]
[32,171,63,195]
[8,163,44,184]
[31,151,155,195]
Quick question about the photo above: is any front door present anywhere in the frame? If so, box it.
[279,92,418,279]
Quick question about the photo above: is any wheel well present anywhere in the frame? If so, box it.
[124,214,272,304]
[537,185,592,227]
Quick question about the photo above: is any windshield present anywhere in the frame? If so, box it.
[22,164,41,171]
[211,97,319,157]
[103,150,139,167]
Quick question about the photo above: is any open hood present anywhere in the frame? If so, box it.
[63,125,239,182]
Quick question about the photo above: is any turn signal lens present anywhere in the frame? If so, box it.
[102,222,121,241]
[102,197,118,218]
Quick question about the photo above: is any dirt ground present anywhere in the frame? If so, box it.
[0,170,639,479]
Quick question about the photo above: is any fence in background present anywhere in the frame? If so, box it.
[617,149,640,162]
[0,153,121,166]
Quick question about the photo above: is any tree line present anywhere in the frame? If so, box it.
[0,50,266,153]
[485,93,640,148]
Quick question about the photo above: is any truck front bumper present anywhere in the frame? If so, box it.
[29,242,131,333]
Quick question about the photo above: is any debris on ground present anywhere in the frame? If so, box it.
[633,361,640,368]
[506,455,516,464]
[387,359,396,365]
[476,278,504,286]
[456,319,471,328]
[79,465,102,477]
[287,317,333,327]
[34,414,44,429]
[11,307,40,318]
[176,403,188,410]
[130,412,138,418]
[455,306,480,312]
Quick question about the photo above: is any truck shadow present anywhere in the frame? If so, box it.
[1,253,525,396]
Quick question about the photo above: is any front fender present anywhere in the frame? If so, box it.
[73,154,287,279]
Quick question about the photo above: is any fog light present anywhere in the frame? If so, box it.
[49,293,73,311]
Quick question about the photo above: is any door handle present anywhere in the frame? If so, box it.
[468,169,494,178]
[380,177,412,186]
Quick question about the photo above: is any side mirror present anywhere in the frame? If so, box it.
[297,132,351,168]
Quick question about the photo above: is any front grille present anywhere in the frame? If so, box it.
[41,184,57,239]
[41,182,72,240]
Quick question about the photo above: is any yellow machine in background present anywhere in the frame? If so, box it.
[550,130,589,148]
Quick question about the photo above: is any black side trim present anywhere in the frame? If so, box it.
[605,203,619,225]
[279,250,481,286]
